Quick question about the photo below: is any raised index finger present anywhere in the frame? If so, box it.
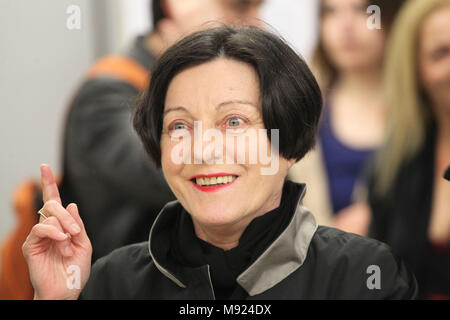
[40,164,62,205]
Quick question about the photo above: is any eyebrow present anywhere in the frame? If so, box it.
[216,100,257,110]
[163,106,188,117]
[163,100,257,117]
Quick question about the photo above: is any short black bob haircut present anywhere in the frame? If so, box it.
[134,25,322,168]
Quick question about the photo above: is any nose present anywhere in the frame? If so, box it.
[192,121,225,165]
[340,10,358,33]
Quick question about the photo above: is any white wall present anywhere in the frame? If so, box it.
[261,0,319,60]
[0,0,95,240]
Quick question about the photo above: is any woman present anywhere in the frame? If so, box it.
[366,0,450,299]
[22,25,417,300]
[289,0,405,233]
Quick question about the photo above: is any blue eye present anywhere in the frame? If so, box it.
[170,122,187,131]
[227,117,243,127]
[167,121,191,138]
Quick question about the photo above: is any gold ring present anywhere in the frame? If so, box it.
[37,209,48,220]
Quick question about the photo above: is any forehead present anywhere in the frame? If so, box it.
[420,5,450,48]
[164,58,260,110]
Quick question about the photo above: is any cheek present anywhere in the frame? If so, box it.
[246,156,289,208]
[361,39,385,66]
[321,22,340,51]
[160,136,184,184]
[364,31,385,54]
[419,61,450,105]
[419,60,441,90]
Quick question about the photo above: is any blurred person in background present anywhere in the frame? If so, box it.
[0,0,264,300]
[366,0,450,299]
[288,0,405,234]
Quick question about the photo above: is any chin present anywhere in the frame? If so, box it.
[192,204,241,226]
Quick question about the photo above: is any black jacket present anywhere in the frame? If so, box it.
[80,182,418,300]
[367,123,450,298]
[61,35,175,261]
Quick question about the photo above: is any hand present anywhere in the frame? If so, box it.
[22,164,92,300]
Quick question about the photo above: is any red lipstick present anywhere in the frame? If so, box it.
[189,173,239,193]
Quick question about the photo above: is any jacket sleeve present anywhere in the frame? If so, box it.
[316,228,419,300]
[78,254,110,300]
[352,239,419,299]
[64,78,174,205]
[359,238,419,299]
[383,249,419,300]
[79,243,151,300]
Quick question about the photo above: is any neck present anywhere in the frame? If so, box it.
[192,189,283,251]
[334,67,383,100]
[436,107,450,143]
[433,105,450,176]
[193,221,245,251]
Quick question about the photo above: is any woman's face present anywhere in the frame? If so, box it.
[419,4,450,115]
[160,58,294,230]
[321,0,385,72]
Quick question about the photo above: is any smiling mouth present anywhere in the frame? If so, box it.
[192,175,238,186]
[189,174,239,192]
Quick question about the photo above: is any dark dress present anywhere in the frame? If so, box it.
[319,99,375,214]
[367,122,450,299]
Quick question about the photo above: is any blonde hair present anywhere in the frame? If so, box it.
[374,0,450,195]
